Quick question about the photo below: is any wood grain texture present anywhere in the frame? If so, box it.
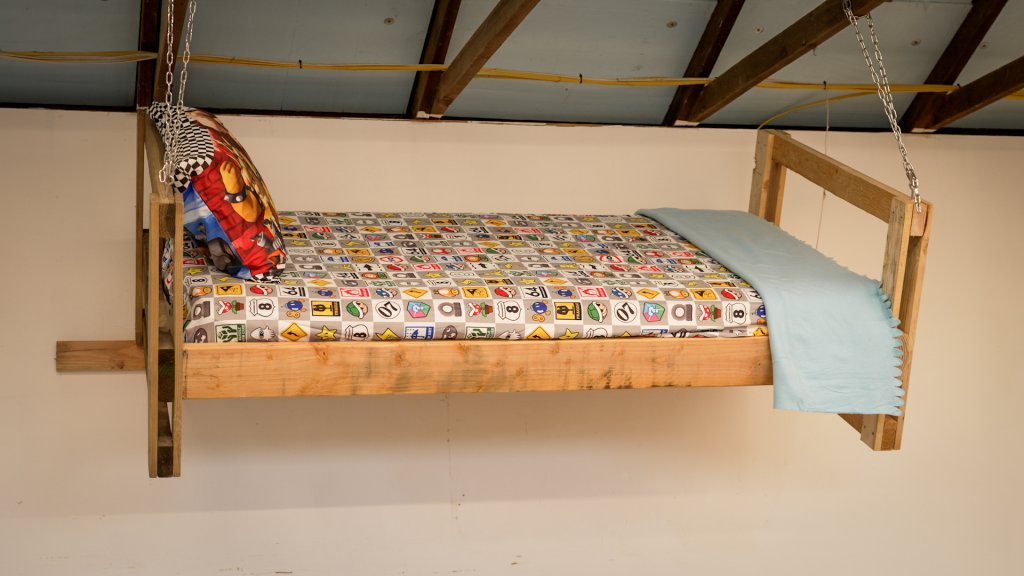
[889,202,933,449]
[749,131,787,224]
[135,111,146,346]
[685,0,887,123]
[764,130,922,228]
[408,0,462,117]
[431,0,540,116]
[147,189,161,478]
[55,340,145,371]
[928,54,1024,131]
[183,338,773,399]
[881,198,913,318]
[135,0,162,107]
[899,0,1008,132]
[663,0,746,125]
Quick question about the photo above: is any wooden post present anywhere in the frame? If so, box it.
[170,194,184,477]
[749,130,787,224]
[135,110,146,346]
[147,190,161,478]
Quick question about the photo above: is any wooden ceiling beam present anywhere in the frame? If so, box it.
[135,0,162,108]
[151,0,188,106]
[663,0,746,126]
[429,0,540,117]
[683,0,887,124]
[900,0,1008,132]
[924,54,1024,131]
[408,0,462,118]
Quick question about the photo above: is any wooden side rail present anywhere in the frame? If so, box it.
[142,115,185,477]
[751,130,932,450]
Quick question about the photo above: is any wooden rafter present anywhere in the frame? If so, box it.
[151,0,188,105]
[429,0,540,117]
[134,0,162,108]
[663,0,746,126]
[924,55,1024,131]
[408,0,463,118]
[900,0,1008,133]
[683,0,887,124]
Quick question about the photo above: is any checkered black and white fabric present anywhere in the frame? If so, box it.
[172,211,769,343]
[148,103,215,193]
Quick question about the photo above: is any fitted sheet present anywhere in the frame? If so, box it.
[175,211,768,343]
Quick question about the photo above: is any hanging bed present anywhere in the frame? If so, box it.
[55,112,931,477]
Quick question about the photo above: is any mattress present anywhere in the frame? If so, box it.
[175,211,768,343]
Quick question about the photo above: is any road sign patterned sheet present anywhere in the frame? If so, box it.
[174,211,769,343]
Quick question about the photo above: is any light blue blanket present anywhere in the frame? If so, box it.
[638,209,903,415]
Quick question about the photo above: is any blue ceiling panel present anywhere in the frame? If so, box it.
[0,0,139,107]
[181,0,432,113]
[445,0,716,125]
[705,0,972,128]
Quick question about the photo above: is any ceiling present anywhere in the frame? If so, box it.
[1,0,1022,134]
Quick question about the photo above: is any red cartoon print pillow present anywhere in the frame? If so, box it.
[149,104,287,280]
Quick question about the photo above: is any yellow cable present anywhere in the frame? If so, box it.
[3,49,1022,101]
[757,93,870,130]
[0,50,156,63]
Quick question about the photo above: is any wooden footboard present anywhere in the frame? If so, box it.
[751,130,932,450]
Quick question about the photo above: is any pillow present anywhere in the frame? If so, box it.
[149,104,287,281]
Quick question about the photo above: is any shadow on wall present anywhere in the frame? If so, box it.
[179,386,783,509]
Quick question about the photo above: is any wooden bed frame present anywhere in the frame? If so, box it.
[55,115,932,477]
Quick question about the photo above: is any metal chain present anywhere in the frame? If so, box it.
[166,0,197,185]
[843,0,921,211]
[158,0,176,183]
[158,0,198,185]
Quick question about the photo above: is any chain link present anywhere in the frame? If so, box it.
[843,0,921,211]
[158,0,198,186]
[158,0,176,183]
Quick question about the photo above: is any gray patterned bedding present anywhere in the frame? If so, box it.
[175,211,768,343]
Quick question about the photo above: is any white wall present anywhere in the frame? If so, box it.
[1,108,1020,575]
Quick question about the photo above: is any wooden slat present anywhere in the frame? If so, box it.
[663,0,746,126]
[156,401,173,477]
[899,0,1008,132]
[183,337,773,399]
[889,206,932,449]
[135,0,162,107]
[429,0,540,117]
[147,190,161,478]
[855,197,915,450]
[55,340,145,372]
[135,110,146,346]
[407,0,462,118]
[151,0,188,105]
[749,130,787,224]
[926,54,1024,131]
[143,117,175,207]
[881,198,914,318]
[684,0,887,123]
[170,194,184,477]
[764,130,924,228]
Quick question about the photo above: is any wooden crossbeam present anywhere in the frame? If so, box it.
[684,0,887,124]
[429,0,540,117]
[151,0,188,105]
[923,55,1024,131]
[56,340,145,372]
[900,0,1008,133]
[663,0,746,126]
[408,0,462,118]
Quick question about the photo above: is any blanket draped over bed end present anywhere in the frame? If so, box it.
[638,209,904,416]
